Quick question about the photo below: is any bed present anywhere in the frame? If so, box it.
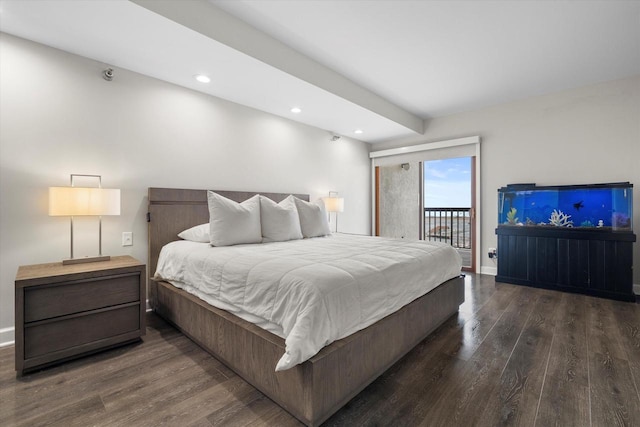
[148,187,465,426]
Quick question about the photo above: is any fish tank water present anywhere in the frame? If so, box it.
[498,182,633,231]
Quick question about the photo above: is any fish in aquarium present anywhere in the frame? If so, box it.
[573,200,584,211]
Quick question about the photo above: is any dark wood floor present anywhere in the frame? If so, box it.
[1,274,639,426]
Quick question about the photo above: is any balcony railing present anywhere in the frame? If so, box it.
[424,207,471,249]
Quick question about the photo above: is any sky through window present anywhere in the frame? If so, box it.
[424,157,471,208]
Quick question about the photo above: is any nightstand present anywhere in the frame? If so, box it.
[15,255,146,376]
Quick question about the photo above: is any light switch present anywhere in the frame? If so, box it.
[122,232,133,246]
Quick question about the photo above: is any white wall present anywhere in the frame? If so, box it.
[0,33,372,343]
[375,75,640,282]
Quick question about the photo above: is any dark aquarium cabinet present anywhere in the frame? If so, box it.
[496,182,636,301]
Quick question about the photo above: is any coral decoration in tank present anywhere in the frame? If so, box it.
[549,209,573,227]
[506,207,519,225]
[612,212,630,229]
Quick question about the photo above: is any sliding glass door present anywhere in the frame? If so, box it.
[423,157,476,271]
[371,137,480,273]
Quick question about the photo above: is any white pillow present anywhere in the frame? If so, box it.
[260,195,303,243]
[207,191,262,246]
[178,223,209,243]
[293,197,331,238]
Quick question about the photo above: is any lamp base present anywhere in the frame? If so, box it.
[62,255,111,266]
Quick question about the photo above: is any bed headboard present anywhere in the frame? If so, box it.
[147,188,309,278]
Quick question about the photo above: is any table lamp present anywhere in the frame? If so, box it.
[49,174,120,265]
[323,191,344,233]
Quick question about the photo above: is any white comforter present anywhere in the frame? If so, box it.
[155,234,462,371]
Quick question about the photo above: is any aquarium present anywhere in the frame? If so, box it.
[497,182,633,231]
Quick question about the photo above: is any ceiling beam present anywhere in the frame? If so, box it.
[130,0,424,135]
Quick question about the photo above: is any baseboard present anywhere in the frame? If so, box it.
[0,326,15,348]
[480,266,497,276]
[634,284,640,295]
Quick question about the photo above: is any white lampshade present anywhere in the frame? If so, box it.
[323,197,344,213]
[49,187,121,216]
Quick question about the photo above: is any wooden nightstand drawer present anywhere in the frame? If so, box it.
[24,273,140,322]
[24,304,140,359]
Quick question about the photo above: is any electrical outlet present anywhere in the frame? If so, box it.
[488,247,497,259]
[122,232,133,246]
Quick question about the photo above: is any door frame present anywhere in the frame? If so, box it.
[370,136,481,273]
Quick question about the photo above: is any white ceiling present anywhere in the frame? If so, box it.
[1,0,639,143]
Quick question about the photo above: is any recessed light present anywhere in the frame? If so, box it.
[290,107,302,114]
[354,129,363,134]
[194,74,211,83]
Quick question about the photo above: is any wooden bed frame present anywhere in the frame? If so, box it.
[148,187,465,426]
